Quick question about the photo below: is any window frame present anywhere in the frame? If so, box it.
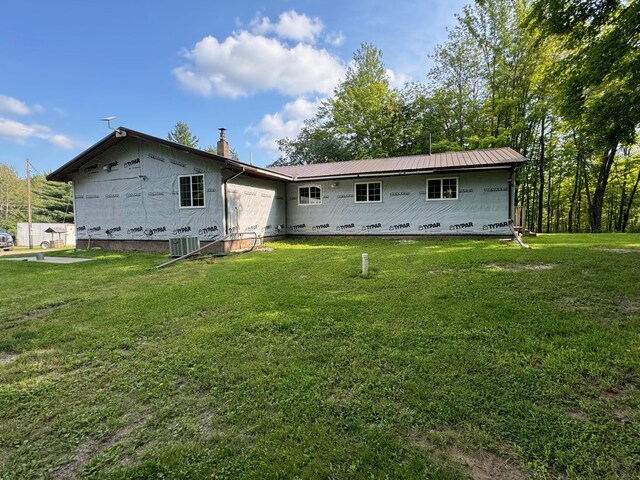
[178,174,206,209]
[426,177,459,201]
[298,185,323,206]
[354,181,383,204]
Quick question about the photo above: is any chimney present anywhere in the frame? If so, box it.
[217,128,230,157]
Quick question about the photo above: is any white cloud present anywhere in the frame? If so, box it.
[173,31,345,98]
[386,69,411,89]
[251,10,324,43]
[0,95,31,116]
[0,117,78,149]
[250,97,324,153]
[325,31,346,46]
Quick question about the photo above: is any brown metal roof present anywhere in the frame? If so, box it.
[267,147,527,180]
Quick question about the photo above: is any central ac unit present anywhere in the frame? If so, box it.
[169,236,200,257]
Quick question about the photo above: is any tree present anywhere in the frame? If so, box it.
[167,121,199,148]
[530,0,640,231]
[0,164,26,231]
[275,43,402,165]
[32,175,73,223]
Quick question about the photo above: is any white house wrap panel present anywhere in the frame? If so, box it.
[72,137,224,241]
[286,170,512,235]
[226,176,286,237]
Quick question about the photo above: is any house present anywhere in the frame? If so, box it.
[47,127,527,252]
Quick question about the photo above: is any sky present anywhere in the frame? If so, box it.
[0,0,467,177]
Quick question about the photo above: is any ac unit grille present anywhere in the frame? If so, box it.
[169,236,200,257]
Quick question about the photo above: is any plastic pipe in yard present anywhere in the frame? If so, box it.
[362,253,368,275]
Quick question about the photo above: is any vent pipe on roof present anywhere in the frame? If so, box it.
[217,128,230,158]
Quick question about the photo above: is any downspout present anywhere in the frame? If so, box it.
[223,167,245,235]
[508,167,514,222]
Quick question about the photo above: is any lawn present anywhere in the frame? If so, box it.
[0,235,639,479]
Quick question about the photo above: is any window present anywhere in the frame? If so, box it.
[299,186,322,205]
[355,181,382,203]
[179,174,205,208]
[427,177,458,200]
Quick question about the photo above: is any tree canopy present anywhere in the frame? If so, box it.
[273,0,640,233]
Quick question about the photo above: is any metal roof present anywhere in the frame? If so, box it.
[267,147,527,180]
[46,127,292,183]
[44,226,67,234]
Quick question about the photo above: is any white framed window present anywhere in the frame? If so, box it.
[179,174,205,208]
[427,177,458,200]
[355,181,382,203]
[298,186,322,205]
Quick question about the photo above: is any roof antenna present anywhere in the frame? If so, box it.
[100,116,126,137]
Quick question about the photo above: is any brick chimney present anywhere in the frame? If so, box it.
[217,128,229,157]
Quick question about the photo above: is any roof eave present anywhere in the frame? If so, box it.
[47,127,293,183]
[284,161,527,182]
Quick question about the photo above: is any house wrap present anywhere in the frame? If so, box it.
[47,127,527,251]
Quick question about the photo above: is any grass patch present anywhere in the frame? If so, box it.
[1,235,639,479]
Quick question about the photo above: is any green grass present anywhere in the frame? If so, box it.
[1,235,639,479]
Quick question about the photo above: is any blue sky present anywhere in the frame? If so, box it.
[0,0,466,177]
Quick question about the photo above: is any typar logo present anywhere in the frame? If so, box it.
[124,158,140,168]
[105,226,121,235]
[87,226,101,233]
[362,223,382,231]
[289,224,306,231]
[312,223,330,231]
[77,226,86,231]
[389,223,410,231]
[336,223,355,231]
[144,226,167,236]
[173,226,192,235]
[198,226,218,235]
[482,221,510,230]
[449,222,473,230]
[418,222,441,230]
[84,164,98,173]
[127,226,144,234]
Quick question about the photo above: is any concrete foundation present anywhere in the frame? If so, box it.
[75,236,269,254]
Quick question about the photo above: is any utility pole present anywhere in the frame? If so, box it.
[26,159,33,249]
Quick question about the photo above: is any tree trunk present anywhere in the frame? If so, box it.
[622,169,640,232]
[588,144,618,233]
[546,165,552,233]
[537,117,545,233]
[568,156,581,233]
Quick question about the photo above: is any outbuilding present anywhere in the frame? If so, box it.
[47,127,527,252]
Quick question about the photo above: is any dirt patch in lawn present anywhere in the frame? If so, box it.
[612,296,640,316]
[449,447,527,480]
[54,414,150,479]
[2,302,75,332]
[567,408,587,421]
[559,296,592,312]
[484,263,555,271]
[0,353,19,364]
[23,302,74,321]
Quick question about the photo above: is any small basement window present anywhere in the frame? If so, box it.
[427,177,458,200]
[179,174,205,208]
[355,181,382,203]
[299,186,322,205]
